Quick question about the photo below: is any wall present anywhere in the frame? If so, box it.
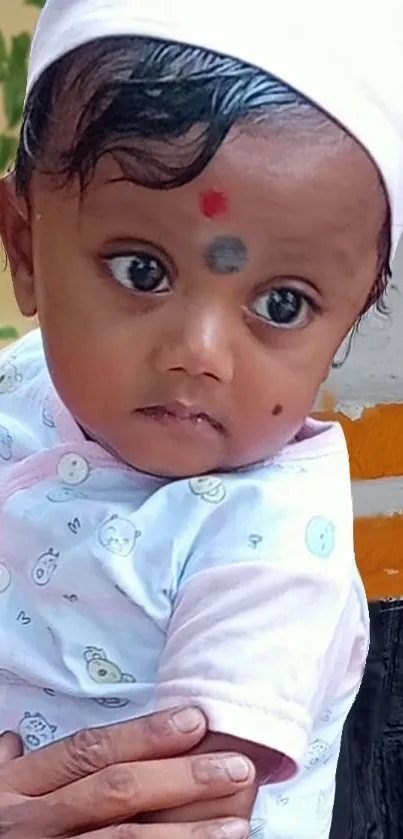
[1,1,402,599]
[316,244,403,598]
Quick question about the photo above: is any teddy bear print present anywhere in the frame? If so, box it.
[189,476,226,504]
[93,697,131,709]
[84,647,136,685]
[0,361,22,395]
[303,739,330,769]
[42,394,55,428]
[32,548,60,586]
[19,711,57,751]
[98,515,141,557]
[0,425,13,461]
[46,486,86,503]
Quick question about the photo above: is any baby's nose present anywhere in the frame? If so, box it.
[153,304,235,383]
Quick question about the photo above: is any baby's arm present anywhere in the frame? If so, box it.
[151,565,366,829]
[152,448,368,829]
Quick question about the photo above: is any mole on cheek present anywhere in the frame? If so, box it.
[272,404,283,416]
[203,236,248,275]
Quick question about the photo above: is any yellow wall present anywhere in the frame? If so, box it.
[0,1,39,344]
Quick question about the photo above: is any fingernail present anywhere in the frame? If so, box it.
[171,707,205,733]
[219,819,249,839]
[223,755,252,782]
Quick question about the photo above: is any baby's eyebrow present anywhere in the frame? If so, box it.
[202,236,249,274]
[268,236,359,279]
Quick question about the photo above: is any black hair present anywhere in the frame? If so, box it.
[14,36,391,312]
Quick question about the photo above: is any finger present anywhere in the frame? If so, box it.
[28,753,254,836]
[2,708,207,796]
[0,732,23,762]
[79,818,249,839]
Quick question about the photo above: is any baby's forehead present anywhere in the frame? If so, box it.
[74,122,384,250]
[24,28,388,268]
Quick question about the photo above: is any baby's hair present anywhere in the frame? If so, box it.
[15,36,391,313]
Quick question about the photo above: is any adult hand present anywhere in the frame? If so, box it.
[0,731,22,762]
[0,708,253,838]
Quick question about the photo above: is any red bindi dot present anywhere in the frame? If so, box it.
[199,190,228,219]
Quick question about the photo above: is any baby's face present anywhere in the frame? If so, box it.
[3,119,385,477]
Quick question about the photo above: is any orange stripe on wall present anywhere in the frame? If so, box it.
[317,404,403,481]
[355,515,403,599]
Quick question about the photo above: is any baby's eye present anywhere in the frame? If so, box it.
[106,252,171,293]
[251,287,314,329]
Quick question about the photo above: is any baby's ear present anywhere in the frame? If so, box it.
[0,174,36,317]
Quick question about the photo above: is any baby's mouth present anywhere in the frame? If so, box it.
[137,402,226,435]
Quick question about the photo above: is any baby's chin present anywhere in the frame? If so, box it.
[78,415,303,479]
[79,422,227,479]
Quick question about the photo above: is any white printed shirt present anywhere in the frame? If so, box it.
[0,330,368,839]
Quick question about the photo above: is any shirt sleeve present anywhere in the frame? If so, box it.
[156,448,369,780]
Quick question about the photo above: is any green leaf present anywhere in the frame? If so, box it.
[25,0,46,7]
[0,134,18,173]
[0,32,8,83]
[2,33,31,129]
[0,326,19,341]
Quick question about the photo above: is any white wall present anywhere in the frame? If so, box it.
[325,243,403,415]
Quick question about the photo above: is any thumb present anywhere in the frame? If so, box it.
[0,731,23,762]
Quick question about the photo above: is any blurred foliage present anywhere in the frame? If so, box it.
[0,0,45,172]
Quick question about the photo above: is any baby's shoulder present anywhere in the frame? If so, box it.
[187,419,349,505]
[268,417,352,496]
[0,329,46,387]
[175,424,353,582]
[171,419,350,529]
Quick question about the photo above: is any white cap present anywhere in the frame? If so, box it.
[27,0,403,255]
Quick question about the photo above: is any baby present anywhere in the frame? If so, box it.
[0,1,402,837]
